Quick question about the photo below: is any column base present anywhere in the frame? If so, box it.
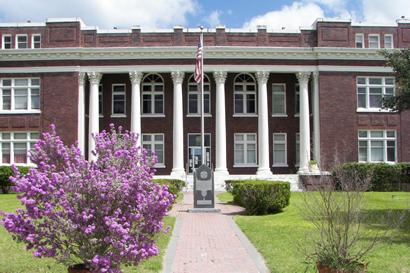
[214,168,230,177]
[170,168,185,179]
[214,169,230,191]
[297,166,310,175]
[256,168,273,178]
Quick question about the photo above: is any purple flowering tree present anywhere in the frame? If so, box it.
[1,124,174,273]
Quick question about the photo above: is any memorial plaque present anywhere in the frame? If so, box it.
[193,164,215,208]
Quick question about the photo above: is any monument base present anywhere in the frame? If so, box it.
[188,208,221,213]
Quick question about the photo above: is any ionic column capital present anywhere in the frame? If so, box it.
[129,71,143,84]
[213,71,227,84]
[87,72,102,85]
[296,72,311,85]
[171,71,185,84]
[312,71,319,80]
[256,71,270,85]
[78,72,86,86]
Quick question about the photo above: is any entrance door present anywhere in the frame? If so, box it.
[188,134,211,173]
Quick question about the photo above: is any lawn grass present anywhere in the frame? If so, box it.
[218,191,410,273]
[0,194,175,273]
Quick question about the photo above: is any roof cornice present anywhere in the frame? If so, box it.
[0,46,387,61]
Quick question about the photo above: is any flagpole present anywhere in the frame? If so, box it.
[200,26,205,166]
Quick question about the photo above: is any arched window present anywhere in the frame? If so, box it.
[234,73,256,114]
[187,74,211,115]
[142,74,164,115]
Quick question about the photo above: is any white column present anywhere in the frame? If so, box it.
[256,71,272,177]
[296,72,311,173]
[312,71,321,165]
[87,72,102,162]
[170,71,185,177]
[213,71,229,176]
[78,72,86,155]
[129,71,143,146]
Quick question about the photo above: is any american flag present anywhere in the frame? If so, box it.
[194,35,203,83]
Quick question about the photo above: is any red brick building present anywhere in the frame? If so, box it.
[1,18,409,189]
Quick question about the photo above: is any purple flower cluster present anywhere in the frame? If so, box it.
[0,124,175,273]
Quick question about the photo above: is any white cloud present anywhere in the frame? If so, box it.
[0,0,197,28]
[361,0,410,24]
[204,10,221,27]
[243,2,325,30]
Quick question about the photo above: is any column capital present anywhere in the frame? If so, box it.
[213,71,227,84]
[78,72,86,86]
[87,72,102,85]
[256,71,270,84]
[129,71,143,84]
[312,71,319,80]
[171,71,185,84]
[296,72,311,85]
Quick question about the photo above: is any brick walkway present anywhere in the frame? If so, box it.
[163,192,269,273]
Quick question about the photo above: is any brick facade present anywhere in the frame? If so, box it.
[1,18,409,177]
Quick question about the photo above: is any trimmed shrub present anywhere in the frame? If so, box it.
[225,179,242,192]
[0,166,30,193]
[153,179,186,196]
[232,180,291,215]
[335,163,410,191]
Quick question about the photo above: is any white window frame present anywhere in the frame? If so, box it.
[384,34,393,49]
[141,73,165,117]
[355,33,364,48]
[0,78,41,114]
[2,34,12,49]
[187,74,211,117]
[233,73,257,117]
[356,76,395,112]
[295,133,300,167]
[142,133,165,167]
[368,34,380,49]
[233,133,257,167]
[0,132,39,165]
[358,130,396,163]
[272,133,287,167]
[111,84,126,117]
[294,83,300,117]
[31,34,41,49]
[272,83,287,117]
[15,34,28,49]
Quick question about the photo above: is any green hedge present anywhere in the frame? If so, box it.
[0,166,31,194]
[335,163,410,191]
[153,179,186,196]
[231,180,291,215]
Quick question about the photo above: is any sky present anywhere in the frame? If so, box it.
[0,0,410,30]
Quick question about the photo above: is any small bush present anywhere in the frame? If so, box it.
[0,166,30,193]
[335,163,410,191]
[231,180,290,215]
[153,179,185,196]
[224,180,242,192]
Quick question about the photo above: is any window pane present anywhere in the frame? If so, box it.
[234,94,244,113]
[235,134,244,142]
[386,131,395,138]
[188,84,197,92]
[273,150,286,164]
[142,135,151,141]
[246,85,255,91]
[247,134,256,141]
[357,94,366,108]
[31,132,40,139]
[142,94,151,113]
[247,144,256,164]
[14,133,27,139]
[370,131,383,138]
[358,131,367,138]
[246,94,256,113]
[154,144,164,163]
[2,79,11,86]
[113,85,125,92]
[387,141,395,162]
[204,94,210,114]
[357,77,366,84]
[234,84,243,91]
[15,79,28,86]
[15,89,28,110]
[385,78,394,85]
[31,88,40,109]
[2,143,10,163]
[369,78,382,85]
[14,143,27,163]
[204,84,210,92]
[142,85,151,92]
[154,94,163,114]
[370,141,384,161]
[273,93,285,114]
[358,140,368,161]
[234,146,244,164]
[188,94,198,113]
[2,89,11,110]
[154,85,163,92]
